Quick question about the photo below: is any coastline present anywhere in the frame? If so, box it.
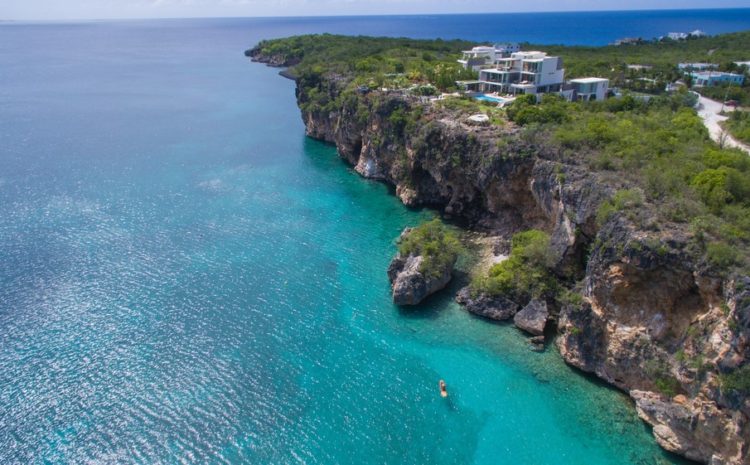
[249,42,749,465]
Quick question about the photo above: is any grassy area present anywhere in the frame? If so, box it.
[398,219,462,279]
[725,110,750,144]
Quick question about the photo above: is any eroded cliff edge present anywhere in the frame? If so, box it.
[250,50,749,464]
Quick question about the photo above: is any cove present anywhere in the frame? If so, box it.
[0,18,706,464]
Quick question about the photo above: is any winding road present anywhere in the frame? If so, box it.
[696,95,750,155]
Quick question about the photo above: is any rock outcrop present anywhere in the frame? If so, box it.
[556,224,750,464]
[250,50,750,465]
[632,390,748,464]
[514,299,549,336]
[455,286,519,321]
[387,253,453,305]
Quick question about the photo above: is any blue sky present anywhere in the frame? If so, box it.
[2,0,749,20]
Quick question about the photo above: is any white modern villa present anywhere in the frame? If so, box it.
[458,43,521,71]
[475,51,565,96]
[569,77,610,101]
[678,62,718,71]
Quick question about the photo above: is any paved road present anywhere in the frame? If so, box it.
[696,95,750,154]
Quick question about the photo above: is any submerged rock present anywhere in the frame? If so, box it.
[455,287,519,321]
[514,299,549,336]
[388,254,452,306]
[529,335,546,351]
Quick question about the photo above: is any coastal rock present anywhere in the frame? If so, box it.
[514,299,549,336]
[631,390,748,465]
[388,254,452,306]
[455,287,519,321]
[529,335,546,351]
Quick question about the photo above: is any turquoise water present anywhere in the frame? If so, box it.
[0,16,711,465]
[475,94,507,104]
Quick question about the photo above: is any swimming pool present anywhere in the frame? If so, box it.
[474,93,506,104]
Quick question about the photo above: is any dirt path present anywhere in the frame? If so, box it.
[696,95,750,155]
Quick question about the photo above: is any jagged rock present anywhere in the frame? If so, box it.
[455,287,519,321]
[631,390,748,465]
[514,299,549,336]
[387,254,452,306]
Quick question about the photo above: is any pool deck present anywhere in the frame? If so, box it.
[473,92,516,106]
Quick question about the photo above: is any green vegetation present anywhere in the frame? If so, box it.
[596,189,644,226]
[471,230,557,301]
[540,32,750,103]
[398,219,462,279]
[251,34,477,92]
[253,31,750,100]
[505,91,750,272]
[720,365,750,395]
[645,359,683,397]
[725,110,750,144]
[506,94,569,125]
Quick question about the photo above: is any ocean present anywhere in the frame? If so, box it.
[1,9,749,465]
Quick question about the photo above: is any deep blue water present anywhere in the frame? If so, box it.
[1,10,746,465]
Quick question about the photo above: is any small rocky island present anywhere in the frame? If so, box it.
[249,33,750,464]
[387,220,460,305]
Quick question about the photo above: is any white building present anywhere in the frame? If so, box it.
[458,43,520,71]
[666,32,689,41]
[678,62,718,71]
[569,77,609,101]
[477,51,565,96]
[690,71,745,87]
[664,30,706,41]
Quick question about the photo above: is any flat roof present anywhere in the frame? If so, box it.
[570,77,609,84]
[481,69,513,74]
[692,71,743,78]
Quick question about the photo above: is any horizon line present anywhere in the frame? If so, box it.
[3,6,750,23]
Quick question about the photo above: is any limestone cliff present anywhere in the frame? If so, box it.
[249,49,749,465]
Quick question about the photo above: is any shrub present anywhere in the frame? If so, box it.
[725,110,750,144]
[645,359,682,396]
[596,189,644,226]
[720,365,750,394]
[654,377,682,397]
[706,242,737,270]
[506,94,569,126]
[398,219,462,279]
[472,230,556,300]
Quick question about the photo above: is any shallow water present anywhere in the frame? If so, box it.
[0,14,736,464]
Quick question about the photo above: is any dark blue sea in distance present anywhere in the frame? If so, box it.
[1,8,749,465]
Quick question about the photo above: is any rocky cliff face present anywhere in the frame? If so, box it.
[250,52,749,464]
[557,232,750,464]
